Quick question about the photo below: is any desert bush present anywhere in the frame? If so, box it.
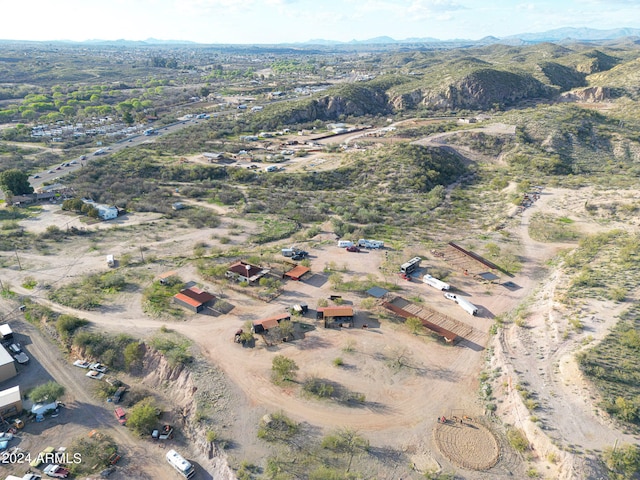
[506,427,529,452]
[257,412,299,443]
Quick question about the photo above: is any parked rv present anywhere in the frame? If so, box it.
[423,274,450,291]
[444,292,478,316]
[400,257,422,275]
[337,240,354,248]
[357,239,384,249]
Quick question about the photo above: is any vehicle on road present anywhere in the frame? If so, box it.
[33,174,40,178]
[47,170,54,174]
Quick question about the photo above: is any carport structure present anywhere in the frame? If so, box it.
[317,306,354,329]
[284,265,310,281]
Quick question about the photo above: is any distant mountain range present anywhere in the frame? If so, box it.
[302,27,640,46]
[1,27,639,48]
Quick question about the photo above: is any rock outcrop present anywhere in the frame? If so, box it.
[558,86,610,103]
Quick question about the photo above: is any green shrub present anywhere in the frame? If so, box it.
[506,427,529,452]
[257,412,299,443]
[55,314,89,341]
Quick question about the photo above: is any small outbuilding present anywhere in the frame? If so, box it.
[157,270,179,285]
[0,385,22,417]
[252,313,291,334]
[317,306,355,329]
[173,287,215,313]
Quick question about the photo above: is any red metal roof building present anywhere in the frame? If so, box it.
[173,287,215,313]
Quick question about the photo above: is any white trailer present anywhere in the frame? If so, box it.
[444,293,478,316]
[106,255,115,268]
[337,240,354,248]
[423,274,450,291]
[357,239,384,249]
[281,248,294,257]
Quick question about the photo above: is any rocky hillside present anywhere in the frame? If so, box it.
[251,76,406,129]
[389,67,551,110]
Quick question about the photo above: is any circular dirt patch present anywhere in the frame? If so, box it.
[433,419,500,470]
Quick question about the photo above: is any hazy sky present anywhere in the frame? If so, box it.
[3,0,640,44]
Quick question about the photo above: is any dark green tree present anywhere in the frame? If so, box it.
[126,398,158,436]
[30,381,65,403]
[271,355,298,384]
[0,169,34,196]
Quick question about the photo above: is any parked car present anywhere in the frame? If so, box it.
[47,170,54,174]
[13,351,29,364]
[73,359,91,368]
[86,370,105,380]
[30,446,55,467]
[113,386,127,404]
[114,407,127,425]
[346,246,361,252]
[8,343,21,354]
[33,174,40,178]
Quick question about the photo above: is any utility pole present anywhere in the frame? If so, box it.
[14,250,21,271]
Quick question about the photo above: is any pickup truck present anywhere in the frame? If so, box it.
[43,464,70,478]
[89,362,107,373]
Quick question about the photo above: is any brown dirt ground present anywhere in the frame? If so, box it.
[1,123,637,478]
